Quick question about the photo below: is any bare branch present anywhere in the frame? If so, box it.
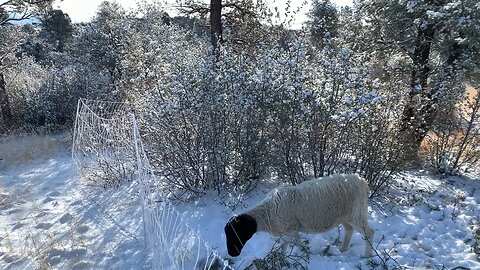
[0,1,15,9]
[176,3,210,17]
[0,0,54,26]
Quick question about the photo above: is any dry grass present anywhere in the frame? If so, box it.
[0,133,71,169]
[462,86,478,114]
[0,194,88,269]
[0,132,91,269]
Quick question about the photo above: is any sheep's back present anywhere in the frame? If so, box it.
[288,174,368,233]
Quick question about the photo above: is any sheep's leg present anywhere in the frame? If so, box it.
[362,225,374,257]
[351,223,374,257]
[340,223,353,252]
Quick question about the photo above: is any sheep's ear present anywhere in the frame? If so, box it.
[225,216,243,256]
[238,214,257,237]
[225,214,257,257]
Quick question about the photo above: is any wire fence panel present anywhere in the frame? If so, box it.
[72,99,234,270]
[72,99,137,188]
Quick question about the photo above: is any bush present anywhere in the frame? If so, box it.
[420,81,480,174]
[121,16,406,198]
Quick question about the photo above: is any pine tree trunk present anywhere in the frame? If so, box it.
[400,22,435,159]
[210,0,222,58]
[0,72,13,130]
[400,21,464,162]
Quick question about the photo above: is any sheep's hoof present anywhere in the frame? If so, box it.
[339,246,349,252]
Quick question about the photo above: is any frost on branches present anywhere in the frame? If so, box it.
[119,15,405,198]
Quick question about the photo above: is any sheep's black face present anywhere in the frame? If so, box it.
[224,214,257,257]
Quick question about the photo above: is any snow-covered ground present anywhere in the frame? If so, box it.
[0,134,145,269]
[180,172,480,270]
[1,134,479,269]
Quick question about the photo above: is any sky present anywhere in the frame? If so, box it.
[54,0,353,28]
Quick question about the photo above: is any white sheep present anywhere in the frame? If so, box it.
[224,174,374,257]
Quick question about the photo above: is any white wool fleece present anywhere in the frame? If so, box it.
[245,174,372,241]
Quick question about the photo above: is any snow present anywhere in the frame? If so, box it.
[0,135,145,269]
[1,135,480,269]
[180,172,480,269]
[426,10,446,18]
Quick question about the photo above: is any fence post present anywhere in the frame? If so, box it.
[131,114,149,252]
[71,98,82,160]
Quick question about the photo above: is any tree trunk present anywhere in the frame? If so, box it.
[419,41,463,140]
[400,20,465,162]
[0,72,13,130]
[400,22,435,158]
[210,0,222,58]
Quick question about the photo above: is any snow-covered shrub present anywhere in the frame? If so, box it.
[118,17,212,194]
[264,36,406,193]
[3,56,48,126]
[322,62,406,195]
[1,2,407,194]
[0,17,124,133]
[110,5,406,197]
[130,29,401,196]
[5,57,116,132]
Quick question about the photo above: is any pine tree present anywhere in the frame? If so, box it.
[307,0,338,49]
[357,0,480,159]
[40,9,73,52]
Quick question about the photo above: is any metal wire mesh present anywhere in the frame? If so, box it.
[72,99,234,270]
[72,99,136,187]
